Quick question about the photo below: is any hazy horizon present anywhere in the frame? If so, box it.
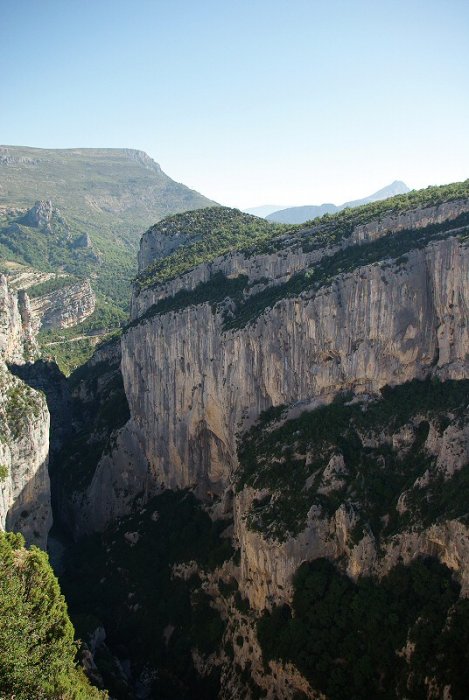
[1,0,468,208]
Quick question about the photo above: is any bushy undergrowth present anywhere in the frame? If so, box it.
[237,378,469,541]
[258,557,469,700]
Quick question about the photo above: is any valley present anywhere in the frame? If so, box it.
[0,174,469,700]
[1,174,469,699]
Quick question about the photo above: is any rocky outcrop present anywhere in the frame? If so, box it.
[72,232,93,249]
[138,225,195,272]
[4,268,96,336]
[20,199,54,230]
[28,279,96,332]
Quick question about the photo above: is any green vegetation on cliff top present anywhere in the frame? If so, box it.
[128,208,469,333]
[0,530,105,699]
[135,207,285,290]
[136,178,469,291]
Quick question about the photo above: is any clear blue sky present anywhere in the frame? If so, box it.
[1,0,468,207]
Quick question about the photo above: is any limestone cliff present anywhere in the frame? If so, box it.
[4,266,97,336]
[27,278,96,332]
[120,237,468,505]
[71,195,469,531]
[0,276,51,547]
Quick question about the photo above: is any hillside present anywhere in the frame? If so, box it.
[265,179,410,223]
[0,146,216,305]
[0,146,216,370]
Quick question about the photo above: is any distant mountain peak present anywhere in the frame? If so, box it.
[266,180,411,224]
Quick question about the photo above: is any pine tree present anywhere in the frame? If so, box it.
[0,531,106,699]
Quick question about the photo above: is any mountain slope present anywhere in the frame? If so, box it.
[0,146,216,370]
[0,146,215,232]
[0,146,216,307]
[266,179,410,223]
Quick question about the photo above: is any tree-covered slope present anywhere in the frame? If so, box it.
[0,530,105,699]
[136,207,285,289]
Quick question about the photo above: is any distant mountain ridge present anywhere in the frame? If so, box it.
[243,204,287,217]
[265,180,410,223]
[0,145,215,229]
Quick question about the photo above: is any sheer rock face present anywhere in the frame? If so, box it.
[118,205,469,618]
[28,279,96,332]
[138,227,193,272]
[0,278,51,547]
[121,237,469,504]
[0,275,35,362]
[78,200,469,621]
